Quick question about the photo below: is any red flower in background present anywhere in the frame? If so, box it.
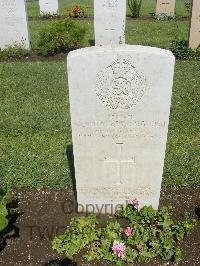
[65,3,84,18]
[73,5,79,13]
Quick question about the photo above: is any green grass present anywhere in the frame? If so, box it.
[126,20,189,48]
[164,60,200,187]
[27,0,40,17]
[0,1,198,189]
[0,60,199,188]
[28,19,189,50]
[27,0,191,17]
[0,61,71,188]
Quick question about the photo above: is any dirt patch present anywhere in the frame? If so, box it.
[126,15,189,21]
[28,16,92,21]
[0,188,199,266]
[0,52,196,63]
[28,15,189,21]
[0,52,69,63]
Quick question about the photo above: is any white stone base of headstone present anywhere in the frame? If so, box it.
[94,0,126,46]
[0,0,30,49]
[68,45,175,214]
[39,0,58,15]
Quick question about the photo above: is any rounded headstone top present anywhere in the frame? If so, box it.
[67,45,175,60]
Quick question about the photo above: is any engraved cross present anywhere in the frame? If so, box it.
[104,143,135,185]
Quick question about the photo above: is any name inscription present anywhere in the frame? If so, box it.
[77,186,156,198]
[74,119,166,140]
[103,0,118,8]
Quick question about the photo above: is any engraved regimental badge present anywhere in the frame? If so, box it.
[96,57,147,110]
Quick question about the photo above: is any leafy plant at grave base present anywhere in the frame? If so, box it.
[37,18,86,56]
[39,12,59,19]
[52,215,98,258]
[184,1,192,14]
[0,188,15,250]
[52,200,196,266]
[128,0,143,18]
[155,13,175,21]
[63,5,87,18]
[0,45,31,59]
[149,12,155,17]
[169,39,193,59]
[193,47,200,60]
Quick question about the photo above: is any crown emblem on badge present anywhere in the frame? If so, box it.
[95,57,147,110]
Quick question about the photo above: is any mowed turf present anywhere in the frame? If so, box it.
[0,60,199,188]
[0,0,198,189]
[29,19,189,50]
[27,0,191,17]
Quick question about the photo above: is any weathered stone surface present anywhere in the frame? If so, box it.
[39,0,58,15]
[189,0,200,49]
[67,45,175,214]
[0,0,30,49]
[156,0,176,16]
[94,0,126,46]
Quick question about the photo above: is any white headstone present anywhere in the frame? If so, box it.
[156,0,176,16]
[68,45,175,213]
[94,0,126,46]
[39,0,58,15]
[0,0,30,49]
[189,0,200,49]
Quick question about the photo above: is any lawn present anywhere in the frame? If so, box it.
[27,0,191,17]
[0,2,199,265]
[0,60,199,188]
[29,19,189,50]
[0,0,199,190]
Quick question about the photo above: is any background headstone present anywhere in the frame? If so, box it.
[94,0,126,46]
[0,0,30,49]
[39,0,58,15]
[68,45,175,213]
[156,0,176,16]
[189,0,200,49]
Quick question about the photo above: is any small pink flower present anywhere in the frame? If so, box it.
[124,227,133,237]
[128,198,139,209]
[112,240,126,259]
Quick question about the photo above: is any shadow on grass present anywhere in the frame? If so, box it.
[43,258,77,266]
[66,144,77,201]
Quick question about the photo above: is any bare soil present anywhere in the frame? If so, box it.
[0,52,68,63]
[0,188,199,266]
[28,16,189,21]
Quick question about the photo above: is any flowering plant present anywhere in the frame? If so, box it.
[63,4,87,18]
[124,226,133,237]
[128,198,139,209]
[112,240,126,259]
[52,200,196,265]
